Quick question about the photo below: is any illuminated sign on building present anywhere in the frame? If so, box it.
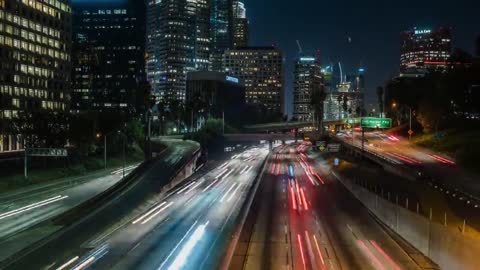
[226,76,239,84]
[300,57,315,62]
[414,29,431,35]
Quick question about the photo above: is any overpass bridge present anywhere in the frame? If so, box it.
[243,119,345,133]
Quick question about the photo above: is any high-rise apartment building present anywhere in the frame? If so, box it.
[146,0,211,103]
[71,0,146,114]
[232,1,248,48]
[224,47,284,115]
[400,27,452,75]
[293,56,322,121]
[0,0,72,153]
[211,0,233,72]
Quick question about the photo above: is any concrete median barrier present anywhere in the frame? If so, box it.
[333,171,480,270]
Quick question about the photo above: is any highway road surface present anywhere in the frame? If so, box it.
[230,143,427,270]
[337,131,480,207]
[4,142,269,270]
[0,164,139,240]
[2,139,199,269]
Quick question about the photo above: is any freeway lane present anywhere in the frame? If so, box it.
[231,143,423,270]
[0,164,139,241]
[3,140,199,270]
[102,146,269,270]
[337,131,480,204]
[15,144,269,270]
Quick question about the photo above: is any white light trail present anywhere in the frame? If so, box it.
[141,202,174,225]
[168,221,209,270]
[185,182,202,195]
[220,183,237,202]
[157,221,199,270]
[227,184,242,202]
[55,256,79,270]
[0,195,68,220]
[202,178,220,193]
[132,201,167,225]
[176,181,197,195]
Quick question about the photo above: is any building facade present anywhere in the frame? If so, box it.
[210,0,233,72]
[400,27,452,75]
[324,75,364,121]
[71,0,145,114]
[186,71,245,129]
[232,1,248,48]
[293,56,322,121]
[0,0,72,152]
[223,47,284,115]
[146,0,211,103]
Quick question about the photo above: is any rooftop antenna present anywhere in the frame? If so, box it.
[338,62,343,83]
[296,40,303,55]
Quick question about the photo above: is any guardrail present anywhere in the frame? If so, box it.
[334,137,418,181]
[333,171,480,270]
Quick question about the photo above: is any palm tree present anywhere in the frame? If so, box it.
[337,94,343,119]
[342,95,348,116]
[311,84,327,134]
[377,86,384,116]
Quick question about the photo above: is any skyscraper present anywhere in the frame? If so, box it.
[146,0,211,103]
[224,47,284,115]
[293,56,322,121]
[210,0,233,71]
[71,0,146,114]
[400,27,452,75]
[232,1,248,48]
[0,0,72,153]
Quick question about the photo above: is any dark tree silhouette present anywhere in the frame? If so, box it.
[376,86,384,116]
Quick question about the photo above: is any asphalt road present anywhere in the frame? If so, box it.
[230,143,424,270]
[106,145,269,270]
[0,164,139,240]
[3,140,199,270]
[337,131,479,197]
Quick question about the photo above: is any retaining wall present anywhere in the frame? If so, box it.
[334,171,480,270]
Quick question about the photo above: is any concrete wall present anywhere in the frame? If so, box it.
[334,172,480,270]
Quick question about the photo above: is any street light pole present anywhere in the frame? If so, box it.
[104,135,107,170]
[409,107,412,141]
[122,134,126,179]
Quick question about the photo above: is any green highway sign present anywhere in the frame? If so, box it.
[26,148,68,157]
[360,117,392,129]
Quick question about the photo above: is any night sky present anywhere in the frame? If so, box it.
[73,0,479,116]
[244,0,479,115]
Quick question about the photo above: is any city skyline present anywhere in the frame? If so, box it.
[244,0,478,115]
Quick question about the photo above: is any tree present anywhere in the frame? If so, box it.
[376,86,384,116]
[125,118,145,150]
[342,95,348,115]
[475,35,480,57]
[310,84,326,133]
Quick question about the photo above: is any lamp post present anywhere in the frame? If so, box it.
[100,130,127,178]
